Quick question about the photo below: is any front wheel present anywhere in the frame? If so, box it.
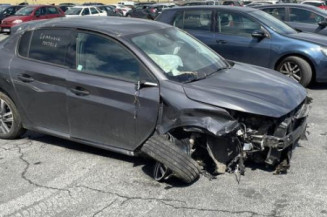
[0,92,25,139]
[276,56,312,87]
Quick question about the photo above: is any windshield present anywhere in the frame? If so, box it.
[130,28,228,83]
[15,7,34,16]
[65,7,83,15]
[249,10,297,35]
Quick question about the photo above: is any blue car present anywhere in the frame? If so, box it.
[156,6,327,86]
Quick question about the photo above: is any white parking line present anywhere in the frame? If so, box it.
[0,34,8,41]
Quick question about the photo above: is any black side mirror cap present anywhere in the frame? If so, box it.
[318,20,327,27]
[251,30,266,38]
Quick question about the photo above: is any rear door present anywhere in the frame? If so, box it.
[66,31,159,151]
[214,9,271,66]
[10,29,72,134]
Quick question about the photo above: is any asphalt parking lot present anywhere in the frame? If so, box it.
[0,34,327,217]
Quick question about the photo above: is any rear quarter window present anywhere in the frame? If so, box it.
[18,31,32,57]
[28,29,72,66]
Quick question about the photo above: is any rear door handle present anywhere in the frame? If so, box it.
[70,87,90,96]
[18,74,34,83]
[216,40,227,44]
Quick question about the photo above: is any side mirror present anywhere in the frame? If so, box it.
[251,30,266,38]
[318,20,327,27]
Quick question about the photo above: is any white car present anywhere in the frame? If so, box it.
[301,0,327,8]
[112,4,132,16]
[65,6,107,17]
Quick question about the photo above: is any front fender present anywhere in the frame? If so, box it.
[156,80,238,136]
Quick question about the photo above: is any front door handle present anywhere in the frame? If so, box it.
[216,40,227,44]
[18,74,34,83]
[70,87,90,96]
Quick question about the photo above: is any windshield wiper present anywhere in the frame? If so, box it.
[208,66,230,77]
[184,72,207,83]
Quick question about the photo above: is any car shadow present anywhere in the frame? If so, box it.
[21,131,199,188]
[308,82,327,90]
[21,131,141,165]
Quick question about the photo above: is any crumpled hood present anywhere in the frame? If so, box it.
[183,62,307,118]
[288,32,327,46]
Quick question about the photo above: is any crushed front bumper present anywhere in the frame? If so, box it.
[251,101,308,151]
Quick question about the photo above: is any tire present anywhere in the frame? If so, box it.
[141,135,200,184]
[0,92,25,139]
[276,56,312,87]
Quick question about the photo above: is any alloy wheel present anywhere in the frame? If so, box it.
[279,61,302,82]
[153,162,170,181]
[0,99,13,135]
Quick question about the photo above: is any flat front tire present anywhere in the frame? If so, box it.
[277,56,312,87]
[0,92,25,139]
[141,135,200,184]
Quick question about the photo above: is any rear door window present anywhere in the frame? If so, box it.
[173,9,213,31]
[217,11,261,37]
[90,7,99,14]
[47,7,59,14]
[82,8,90,15]
[261,7,286,21]
[28,29,72,66]
[35,7,47,16]
[18,31,32,57]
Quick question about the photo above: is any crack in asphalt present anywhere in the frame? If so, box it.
[77,185,186,205]
[92,199,118,217]
[16,142,72,197]
[159,201,271,217]
[78,185,271,216]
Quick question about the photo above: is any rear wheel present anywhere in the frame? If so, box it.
[0,92,25,139]
[141,135,200,184]
[277,56,312,87]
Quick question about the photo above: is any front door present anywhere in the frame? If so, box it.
[67,32,159,151]
[214,10,271,67]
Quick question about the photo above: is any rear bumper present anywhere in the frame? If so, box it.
[0,25,11,33]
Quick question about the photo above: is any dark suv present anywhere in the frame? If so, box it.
[0,17,308,183]
[0,5,24,23]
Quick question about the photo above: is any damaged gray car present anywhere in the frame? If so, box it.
[0,17,308,183]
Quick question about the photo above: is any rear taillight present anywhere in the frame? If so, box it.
[150,8,157,13]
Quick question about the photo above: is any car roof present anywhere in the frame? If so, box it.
[72,5,98,8]
[16,17,171,37]
[302,0,324,2]
[166,5,257,12]
[253,3,324,10]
